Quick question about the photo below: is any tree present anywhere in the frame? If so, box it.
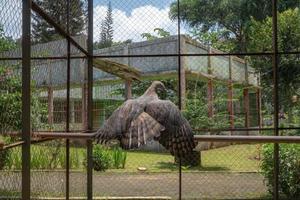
[248,8,300,124]
[169,0,298,52]
[0,25,45,133]
[32,0,85,43]
[141,28,171,41]
[95,1,114,49]
[0,26,15,52]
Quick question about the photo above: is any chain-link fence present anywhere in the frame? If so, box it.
[1,0,300,199]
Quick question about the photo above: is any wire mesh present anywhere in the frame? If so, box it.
[278,54,300,129]
[91,56,180,198]
[93,0,178,55]
[181,142,269,199]
[0,0,22,60]
[1,0,300,199]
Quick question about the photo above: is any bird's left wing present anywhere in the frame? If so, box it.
[145,100,196,157]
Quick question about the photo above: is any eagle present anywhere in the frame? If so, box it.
[94,81,196,157]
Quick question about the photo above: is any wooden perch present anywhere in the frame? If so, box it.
[93,58,141,81]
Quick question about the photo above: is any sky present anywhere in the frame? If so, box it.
[0,0,185,42]
[94,0,175,15]
[93,0,184,42]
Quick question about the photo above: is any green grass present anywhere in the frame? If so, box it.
[201,144,261,172]
[4,142,87,170]
[105,144,261,173]
[2,143,261,172]
[107,150,175,172]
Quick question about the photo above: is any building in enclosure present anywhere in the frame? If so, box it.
[1,35,261,133]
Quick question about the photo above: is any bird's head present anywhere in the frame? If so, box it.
[151,81,166,93]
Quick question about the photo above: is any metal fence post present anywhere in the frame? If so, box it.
[177,0,182,199]
[272,0,280,199]
[66,0,71,199]
[87,0,94,199]
[22,0,32,199]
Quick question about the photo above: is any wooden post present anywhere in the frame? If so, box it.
[47,87,54,127]
[207,47,214,149]
[125,80,132,100]
[179,36,186,109]
[70,99,75,124]
[82,84,88,130]
[228,56,234,133]
[207,47,213,118]
[244,61,250,134]
[244,88,250,133]
[228,84,234,129]
[207,80,214,118]
[257,88,262,129]
[123,45,132,100]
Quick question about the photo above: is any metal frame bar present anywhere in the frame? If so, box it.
[1,50,300,61]
[194,135,300,143]
[22,0,32,199]
[272,1,280,199]
[10,0,298,199]
[176,1,182,199]
[194,127,300,132]
[66,0,71,199]
[87,0,94,199]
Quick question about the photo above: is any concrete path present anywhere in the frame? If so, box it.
[0,171,268,199]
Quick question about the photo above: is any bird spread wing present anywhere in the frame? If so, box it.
[145,100,196,157]
[94,99,144,143]
[94,99,165,149]
[121,112,165,149]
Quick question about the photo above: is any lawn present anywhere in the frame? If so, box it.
[109,144,261,173]
[2,143,261,173]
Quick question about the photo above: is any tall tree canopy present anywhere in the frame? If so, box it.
[169,0,298,52]
[95,1,114,49]
[248,8,300,121]
[32,0,85,43]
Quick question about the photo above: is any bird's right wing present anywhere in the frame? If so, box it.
[94,99,165,149]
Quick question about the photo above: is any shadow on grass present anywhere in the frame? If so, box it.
[155,161,229,172]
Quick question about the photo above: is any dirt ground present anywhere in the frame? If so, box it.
[0,171,268,199]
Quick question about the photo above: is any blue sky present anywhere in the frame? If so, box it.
[94,0,175,15]
[93,0,183,42]
[0,0,182,41]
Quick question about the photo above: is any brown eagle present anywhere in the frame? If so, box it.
[94,81,196,157]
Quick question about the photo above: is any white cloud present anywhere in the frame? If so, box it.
[93,5,183,42]
[1,2,184,42]
[0,0,22,39]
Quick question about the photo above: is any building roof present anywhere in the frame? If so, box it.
[0,35,259,88]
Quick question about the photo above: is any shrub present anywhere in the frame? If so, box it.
[0,137,13,170]
[111,147,127,169]
[92,145,112,171]
[261,144,300,198]
[0,149,9,170]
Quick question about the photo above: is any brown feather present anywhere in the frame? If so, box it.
[123,112,165,149]
[95,81,196,158]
